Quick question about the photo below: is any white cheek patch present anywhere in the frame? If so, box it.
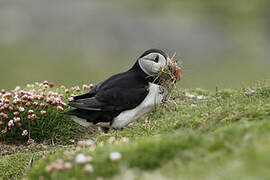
[138,59,154,75]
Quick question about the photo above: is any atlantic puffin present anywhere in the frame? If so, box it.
[64,49,180,130]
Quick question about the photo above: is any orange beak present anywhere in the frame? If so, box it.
[174,67,181,82]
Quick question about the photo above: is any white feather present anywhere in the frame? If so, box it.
[111,82,163,129]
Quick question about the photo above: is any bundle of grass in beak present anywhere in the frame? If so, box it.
[153,54,182,102]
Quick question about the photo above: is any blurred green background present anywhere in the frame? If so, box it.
[0,0,269,90]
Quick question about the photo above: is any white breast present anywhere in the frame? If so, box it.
[111,83,163,129]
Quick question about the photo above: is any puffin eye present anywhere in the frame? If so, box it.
[154,56,159,63]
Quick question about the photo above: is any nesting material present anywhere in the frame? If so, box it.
[153,55,182,102]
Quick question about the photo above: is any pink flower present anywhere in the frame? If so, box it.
[13,112,20,116]
[28,110,34,115]
[89,84,94,89]
[40,103,46,108]
[17,122,22,127]
[31,114,37,120]
[22,130,28,136]
[3,104,9,109]
[65,89,70,94]
[75,154,87,164]
[43,84,49,89]
[43,81,49,85]
[28,96,34,101]
[25,102,31,107]
[33,102,39,107]
[109,152,122,162]
[0,121,3,126]
[49,82,54,88]
[1,129,7,135]
[8,106,14,112]
[12,99,19,105]
[38,95,44,100]
[60,85,66,90]
[18,107,25,113]
[57,106,64,112]
[14,117,20,123]
[22,95,28,100]
[40,110,46,116]
[60,102,67,107]
[75,86,80,92]
[84,164,94,173]
[4,99,9,104]
[1,89,6,94]
[82,84,89,90]
[8,120,14,127]
[2,113,8,120]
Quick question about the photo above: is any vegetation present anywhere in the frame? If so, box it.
[0,82,96,142]
[1,81,270,179]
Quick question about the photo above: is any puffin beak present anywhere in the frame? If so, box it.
[168,58,181,82]
[174,66,181,81]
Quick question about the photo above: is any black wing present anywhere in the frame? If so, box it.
[69,70,149,112]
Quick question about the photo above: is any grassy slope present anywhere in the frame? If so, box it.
[1,80,270,180]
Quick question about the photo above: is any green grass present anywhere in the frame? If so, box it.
[1,80,270,180]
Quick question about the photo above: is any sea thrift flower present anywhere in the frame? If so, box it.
[1,89,6,94]
[33,102,39,107]
[2,113,8,120]
[22,130,28,136]
[60,85,65,90]
[28,110,34,115]
[1,129,7,135]
[109,152,122,162]
[4,99,9,104]
[3,104,9,109]
[57,106,64,112]
[43,84,49,89]
[8,106,14,112]
[65,89,70,94]
[75,86,80,92]
[43,81,49,85]
[40,103,46,108]
[13,112,20,116]
[89,84,94,89]
[38,95,44,100]
[8,120,14,127]
[14,117,20,122]
[25,102,31,107]
[84,164,94,173]
[18,107,25,113]
[17,122,22,127]
[75,154,87,164]
[82,84,89,90]
[40,110,46,116]
[49,82,54,88]
[31,114,37,120]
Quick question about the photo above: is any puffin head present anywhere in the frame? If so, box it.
[137,49,181,81]
[138,49,168,76]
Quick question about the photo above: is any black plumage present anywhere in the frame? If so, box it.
[64,49,168,125]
